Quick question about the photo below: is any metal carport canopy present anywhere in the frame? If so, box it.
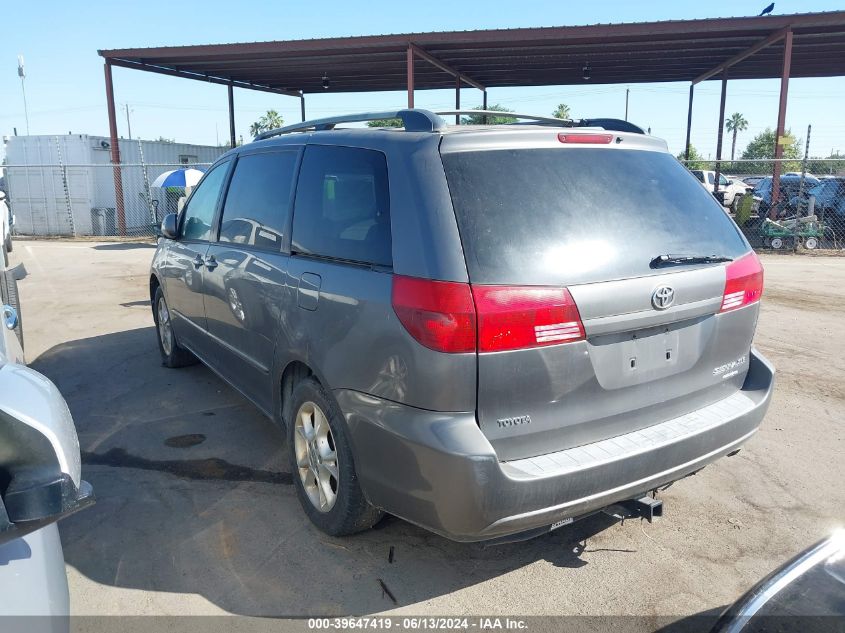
[97,11,845,233]
[99,11,845,93]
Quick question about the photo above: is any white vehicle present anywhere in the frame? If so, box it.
[0,191,12,267]
[690,170,752,212]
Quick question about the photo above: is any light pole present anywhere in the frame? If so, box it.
[124,103,133,139]
[17,55,30,135]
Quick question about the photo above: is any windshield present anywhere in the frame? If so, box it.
[441,148,749,286]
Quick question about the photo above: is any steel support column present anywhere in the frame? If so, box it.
[770,29,793,217]
[227,83,236,148]
[300,91,306,122]
[406,45,415,109]
[684,84,694,161]
[455,76,461,124]
[104,61,126,235]
[713,69,728,200]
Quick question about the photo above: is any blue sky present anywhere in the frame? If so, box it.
[2,0,844,160]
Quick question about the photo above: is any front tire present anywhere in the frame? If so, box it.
[152,287,197,368]
[287,377,383,536]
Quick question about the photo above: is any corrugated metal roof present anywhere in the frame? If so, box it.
[99,11,845,94]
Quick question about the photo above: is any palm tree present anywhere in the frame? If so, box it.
[725,113,749,161]
[552,103,571,120]
[250,110,284,137]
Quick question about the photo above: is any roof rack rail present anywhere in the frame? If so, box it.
[437,110,571,126]
[437,111,645,134]
[254,109,446,141]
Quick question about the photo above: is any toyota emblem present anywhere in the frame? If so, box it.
[651,286,675,310]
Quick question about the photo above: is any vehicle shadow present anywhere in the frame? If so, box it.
[33,327,622,617]
[92,242,157,251]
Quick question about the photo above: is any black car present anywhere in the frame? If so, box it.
[712,531,845,633]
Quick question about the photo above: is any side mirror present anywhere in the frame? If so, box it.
[160,213,178,240]
[0,190,6,201]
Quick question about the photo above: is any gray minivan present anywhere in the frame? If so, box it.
[150,110,774,542]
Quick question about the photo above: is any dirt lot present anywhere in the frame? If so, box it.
[9,241,845,625]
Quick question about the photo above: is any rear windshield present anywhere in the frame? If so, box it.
[441,148,749,285]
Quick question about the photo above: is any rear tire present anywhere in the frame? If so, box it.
[804,236,819,250]
[287,377,383,536]
[152,287,197,368]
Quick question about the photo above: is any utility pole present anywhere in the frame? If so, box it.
[17,55,30,135]
[624,87,629,121]
[124,103,133,139]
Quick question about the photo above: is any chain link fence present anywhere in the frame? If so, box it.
[2,162,212,238]
[680,158,845,250]
[3,156,844,249]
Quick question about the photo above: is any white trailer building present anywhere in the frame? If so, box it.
[4,135,224,236]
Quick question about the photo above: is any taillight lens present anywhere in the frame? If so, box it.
[472,286,585,352]
[721,251,764,312]
[392,276,476,353]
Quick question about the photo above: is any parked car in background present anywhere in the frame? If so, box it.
[807,177,845,218]
[0,267,94,618]
[690,170,752,212]
[150,109,774,543]
[712,530,845,632]
[753,173,821,217]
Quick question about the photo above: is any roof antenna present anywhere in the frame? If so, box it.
[582,61,591,81]
[322,73,330,90]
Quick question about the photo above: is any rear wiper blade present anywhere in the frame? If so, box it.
[650,254,733,269]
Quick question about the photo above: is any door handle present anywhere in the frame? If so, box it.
[192,254,204,269]
[204,255,218,271]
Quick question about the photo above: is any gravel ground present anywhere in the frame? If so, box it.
[9,241,844,627]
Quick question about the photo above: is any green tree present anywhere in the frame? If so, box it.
[552,103,571,120]
[807,152,845,176]
[725,112,748,161]
[366,118,403,128]
[249,110,284,137]
[740,127,802,172]
[461,104,517,125]
[676,144,711,170]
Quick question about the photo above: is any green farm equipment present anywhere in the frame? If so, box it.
[760,215,826,250]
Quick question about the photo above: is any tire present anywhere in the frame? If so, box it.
[287,377,383,536]
[1,269,23,350]
[5,233,12,253]
[804,236,819,250]
[152,286,197,368]
[770,237,784,249]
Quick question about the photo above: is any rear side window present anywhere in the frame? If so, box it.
[441,148,749,286]
[292,145,391,266]
[218,151,298,252]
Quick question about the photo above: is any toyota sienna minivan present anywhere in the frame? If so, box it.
[149,109,774,542]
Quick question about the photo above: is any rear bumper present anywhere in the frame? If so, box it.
[339,348,775,542]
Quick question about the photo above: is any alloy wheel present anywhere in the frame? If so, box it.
[294,401,339,513]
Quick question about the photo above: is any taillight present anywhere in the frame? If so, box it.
[557,133,613,144]
[721,251,764,312]
[392,276,476,353]
[472,286,585,352]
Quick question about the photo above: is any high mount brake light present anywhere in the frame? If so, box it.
[720,252,764,312]
[557,133,614,144]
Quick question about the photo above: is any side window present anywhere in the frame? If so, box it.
[719,175,729,186]
[292,145,391,266]
[707,173,715,185]
[692,171,704,183]
[218,151,298,252]
[180,162,229,242]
